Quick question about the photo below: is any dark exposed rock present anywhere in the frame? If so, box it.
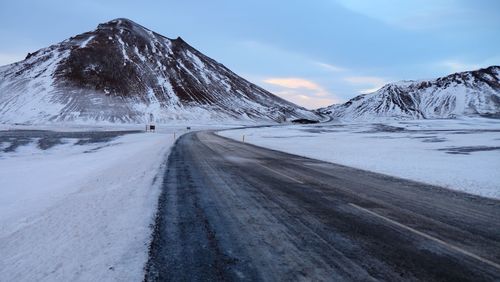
[0,18,319,124]
[291,118,320,124]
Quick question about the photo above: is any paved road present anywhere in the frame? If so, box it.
[145,131,500,281]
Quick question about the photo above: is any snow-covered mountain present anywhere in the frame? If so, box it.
[0,18,318,124]
[320,66,500,120]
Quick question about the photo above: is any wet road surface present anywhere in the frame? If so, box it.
[145,131,500,281]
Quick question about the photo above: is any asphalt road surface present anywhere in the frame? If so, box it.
[145,131,500,281]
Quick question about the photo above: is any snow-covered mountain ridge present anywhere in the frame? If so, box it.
[320,66,500,120]
[0,18,318,124]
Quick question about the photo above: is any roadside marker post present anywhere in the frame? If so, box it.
[242,135,245,142]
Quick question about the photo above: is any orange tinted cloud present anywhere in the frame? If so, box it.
[263,77,340,109]
[263,77,324,92]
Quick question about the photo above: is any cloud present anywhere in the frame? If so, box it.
[263,77,340,109]
[272,90,338,109]
[343,76,386,85]
[333,0,464,30]
[438,60,481,73]
[264,77,324,93]
[435,56,500,75]
[343,76,388,94]
[313,62,346,72]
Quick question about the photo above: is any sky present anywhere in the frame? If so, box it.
[1,0,499,109]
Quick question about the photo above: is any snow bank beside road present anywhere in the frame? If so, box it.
[0,131,173,281]
[219,118,500,199]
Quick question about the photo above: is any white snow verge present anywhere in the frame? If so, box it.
[0,131,174,281]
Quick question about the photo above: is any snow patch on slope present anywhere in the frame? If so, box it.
[80,35,95,48]
[321,66,500,120]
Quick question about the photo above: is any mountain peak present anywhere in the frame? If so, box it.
[174,36,185,42]
[108,18,137,24]
[0,19,318,124]
[320,66,500,120]
[96,18,152,36]
[100,18,141,28]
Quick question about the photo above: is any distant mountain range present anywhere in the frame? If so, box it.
[319,66,500,120]
[0,18,318,124]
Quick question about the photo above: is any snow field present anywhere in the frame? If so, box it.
[219,118,500,199]
[0,131,174,281]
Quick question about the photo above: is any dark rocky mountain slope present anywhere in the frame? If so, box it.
[0,18,319,124]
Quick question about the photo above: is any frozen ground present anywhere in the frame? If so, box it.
[0,129,174,281]
[219,118,500,199]
[0,121,255,132]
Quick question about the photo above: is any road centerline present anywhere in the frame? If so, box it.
[257,163,304,184]
[349,203,500,271]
